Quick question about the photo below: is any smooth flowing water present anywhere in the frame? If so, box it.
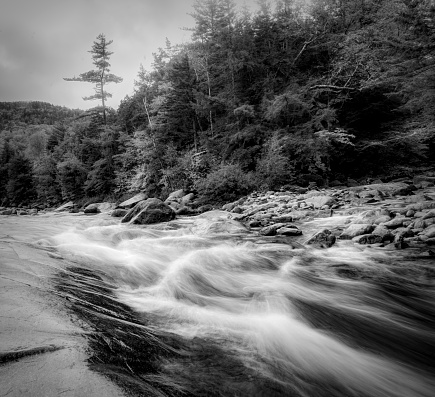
[2,212,435,396]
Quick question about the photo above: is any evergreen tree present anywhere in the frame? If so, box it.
[6,153,35,205]
[64,34,123,124]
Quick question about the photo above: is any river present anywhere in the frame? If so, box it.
[1,211,434,396]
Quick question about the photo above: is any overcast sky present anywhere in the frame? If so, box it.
[0,0,259,110]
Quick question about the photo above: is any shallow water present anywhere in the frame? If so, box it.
[3,212,435,396]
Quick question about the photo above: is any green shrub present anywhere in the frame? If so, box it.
[195,163,255,204]
[255,134,295,190]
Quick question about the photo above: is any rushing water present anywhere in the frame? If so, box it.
[28,211,435,396]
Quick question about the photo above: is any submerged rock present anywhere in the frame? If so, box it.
[121,198,175,225]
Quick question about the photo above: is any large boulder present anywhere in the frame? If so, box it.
[118,193,147,209]
[121,198,175,225]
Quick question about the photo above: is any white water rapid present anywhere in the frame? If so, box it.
[2,212,434,396]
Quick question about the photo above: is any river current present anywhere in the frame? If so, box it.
[4,211,435,396]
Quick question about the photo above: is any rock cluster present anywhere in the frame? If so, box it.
[221,177,435,250]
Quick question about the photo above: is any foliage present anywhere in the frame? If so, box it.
[6,153,36,205]
[195,163,255,204]
[255,133,296,190]
[56,154,87,201]
[33,154,61,203]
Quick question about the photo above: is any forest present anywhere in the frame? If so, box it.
[0,0,434,208]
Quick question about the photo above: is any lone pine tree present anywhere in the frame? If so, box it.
[64,34,122,124]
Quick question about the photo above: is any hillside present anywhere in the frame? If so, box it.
[0,101,84,130]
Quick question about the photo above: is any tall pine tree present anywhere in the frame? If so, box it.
[64,34,122,124]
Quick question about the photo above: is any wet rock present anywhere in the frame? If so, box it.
[405,210,415,217]
[276,227,302,236]
[306,229,336,248]
[180,193,195,205]
[165,189,185,202]
[412,219,426,229]
[84,204,101,214]
[352,234,384,245]
[0,209,14,215]
[121,198,175,225]
[197,204,214,214]
[175,205,195,215]
[222,202,237,212]
[259,223,288,236]
[118,193,147,209]
[413,175,435,188]
[340,224,375,239]
[422,225,435,238]
[304,195,335,209]
[372,225,394,240]
[422,209,435,220]
[271,215,293,223]
[111,208,128,217]
[374,215,391,224]
[405,201,435,212]
[167,201,182,211]
[382,217,407,229]
[192,216,249,235]
[54,201,74,212]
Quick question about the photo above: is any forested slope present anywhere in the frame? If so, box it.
[1,0,434,207]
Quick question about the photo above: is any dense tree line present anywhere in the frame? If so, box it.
[1,0,434,207]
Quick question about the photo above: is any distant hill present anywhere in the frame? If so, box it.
[0,101,84,130]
